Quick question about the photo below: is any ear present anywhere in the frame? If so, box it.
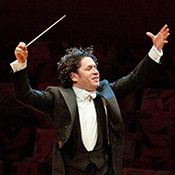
[70,72,78,82]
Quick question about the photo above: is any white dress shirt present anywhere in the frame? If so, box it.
[73,86,97,151]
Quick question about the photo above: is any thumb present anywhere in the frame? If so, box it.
[146,32,154,40]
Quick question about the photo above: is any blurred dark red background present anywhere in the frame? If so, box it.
[0,1,175,175]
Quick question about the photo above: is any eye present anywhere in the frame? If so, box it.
[85,66,92,71]
[87,67,91,70]
[85,65,97,71]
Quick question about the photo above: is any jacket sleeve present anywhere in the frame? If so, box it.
[110,54,159,99]
[11,67,55,115]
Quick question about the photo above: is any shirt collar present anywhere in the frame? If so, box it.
[73,86,96,101]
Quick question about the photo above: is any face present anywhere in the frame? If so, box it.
[71,56,100,91]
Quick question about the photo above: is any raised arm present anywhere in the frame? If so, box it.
[111,24,170,99]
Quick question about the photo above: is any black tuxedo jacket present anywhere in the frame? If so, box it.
[12,54,159,175]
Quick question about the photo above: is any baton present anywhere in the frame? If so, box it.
[24,15,66,49]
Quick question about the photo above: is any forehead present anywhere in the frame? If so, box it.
[80,56,96,67]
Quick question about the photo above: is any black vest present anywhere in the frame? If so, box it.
[60,95,109,171]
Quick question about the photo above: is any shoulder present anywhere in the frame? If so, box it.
[98,79,111,93]
[46,86,74,98]
[46,86,68,93]
[99,79,109,87]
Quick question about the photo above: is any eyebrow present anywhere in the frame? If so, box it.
[85,64,97,69]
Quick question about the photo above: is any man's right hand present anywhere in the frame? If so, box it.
[14,42,28,63]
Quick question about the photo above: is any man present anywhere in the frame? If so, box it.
[11,24,169,175]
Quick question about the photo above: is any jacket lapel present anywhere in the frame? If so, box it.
[57,86,77,130]
[58,87,78,143]
[97,80,124,133]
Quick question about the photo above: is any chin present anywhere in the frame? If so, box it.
[93,83,99,90]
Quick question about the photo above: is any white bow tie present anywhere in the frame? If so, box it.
[82,90,96,101]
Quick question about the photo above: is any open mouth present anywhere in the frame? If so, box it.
[92,77,99,81]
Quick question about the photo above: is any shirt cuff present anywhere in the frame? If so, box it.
[10,60,27,73]
[148,45,163,64]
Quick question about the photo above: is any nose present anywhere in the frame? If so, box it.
[93,67,99,74]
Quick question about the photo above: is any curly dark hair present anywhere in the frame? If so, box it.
[57,46,98,88]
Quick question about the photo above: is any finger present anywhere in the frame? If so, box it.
[161,27,170,39]
[163,28,170,36]
[17,42,27,50]
[18,45,27,51]
[15,45,28,53]
[161,29,170,40]
[146,32,154,39]
[160,24,168,33]
[22,46,27,51]
[164,32,170,39]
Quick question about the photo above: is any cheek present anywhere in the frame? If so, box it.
[81,76,91,85]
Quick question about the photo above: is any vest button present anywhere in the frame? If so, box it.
[89,157,93,162]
